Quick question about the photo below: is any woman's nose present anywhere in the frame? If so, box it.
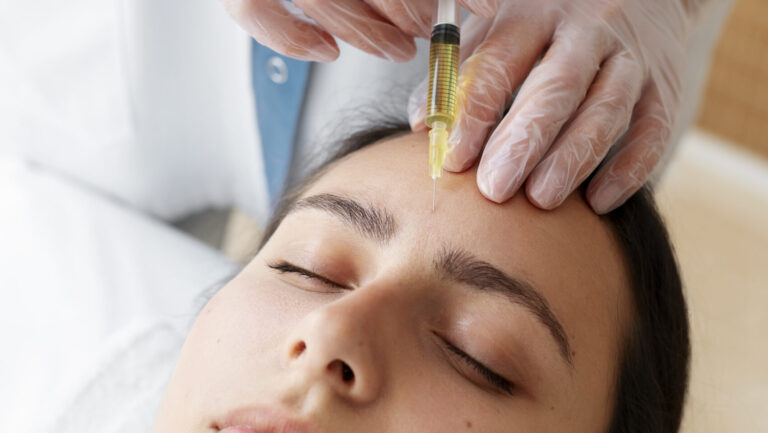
[284,291,393,404]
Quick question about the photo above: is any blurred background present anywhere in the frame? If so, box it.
[655,0,768,430]
[0,0,766,431]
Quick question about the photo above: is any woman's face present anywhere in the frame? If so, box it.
[154,132,632,433]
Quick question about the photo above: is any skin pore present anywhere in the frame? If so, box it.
[153,131,633,433]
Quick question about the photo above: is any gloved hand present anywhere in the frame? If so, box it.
[409,0,708,213]
[219,0,498,62]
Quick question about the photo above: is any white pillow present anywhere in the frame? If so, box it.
[0,155,239,431]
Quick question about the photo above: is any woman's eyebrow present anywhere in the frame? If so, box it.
[290,193,397,243]
[435,247,574,367]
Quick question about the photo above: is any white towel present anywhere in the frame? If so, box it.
[42,319,184,433]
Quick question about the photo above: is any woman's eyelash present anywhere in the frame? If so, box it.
[268,261,347,289]
[444,340,515,395]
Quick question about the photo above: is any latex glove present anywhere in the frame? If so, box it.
[219,0,499,62]
[410,0,709,213]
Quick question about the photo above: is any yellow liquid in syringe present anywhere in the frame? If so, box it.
[426,36,459,181]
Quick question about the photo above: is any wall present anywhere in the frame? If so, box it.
[697,0,768,159]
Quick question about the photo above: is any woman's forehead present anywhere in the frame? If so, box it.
[304,131,619,269]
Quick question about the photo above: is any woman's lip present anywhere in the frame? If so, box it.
[214,405,322,433]
[219,428,259,433]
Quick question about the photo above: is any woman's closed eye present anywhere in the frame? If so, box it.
[439,335,515,396]
[268,260,349,292]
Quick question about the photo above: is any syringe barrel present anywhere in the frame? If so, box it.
[426,23,460,130]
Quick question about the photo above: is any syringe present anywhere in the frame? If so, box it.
[426,0,460,211]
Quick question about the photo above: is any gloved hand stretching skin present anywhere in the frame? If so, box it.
[219,0,498,62]
[408,0,713,213]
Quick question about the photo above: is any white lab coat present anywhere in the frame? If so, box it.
[0,0,733,430]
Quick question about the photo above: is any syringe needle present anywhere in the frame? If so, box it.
[426,0,459,213]
[432,178,437,212]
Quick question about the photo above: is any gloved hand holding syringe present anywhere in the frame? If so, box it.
[425,0,460,211]
[221,0,714,214]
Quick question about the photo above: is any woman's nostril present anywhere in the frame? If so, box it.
[341,362,355,383]
[328,359,355,384]
[291,341,307,358]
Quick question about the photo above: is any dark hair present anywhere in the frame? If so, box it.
[260,119,689,433]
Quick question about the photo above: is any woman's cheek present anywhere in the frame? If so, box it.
[176,277,314,400]
[222,273,321,348]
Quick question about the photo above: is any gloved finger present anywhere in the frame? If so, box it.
[457,0,500,18]
[586,82,673,214]
[294,0,417,62]
[477,26,613,203]
[366,0,433,39]
[526,50,643,209]
[456,13,495,64]
[407,77,429,132]
[220,0,339,62]
[407,13,493,132]
[444,14,553,172]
